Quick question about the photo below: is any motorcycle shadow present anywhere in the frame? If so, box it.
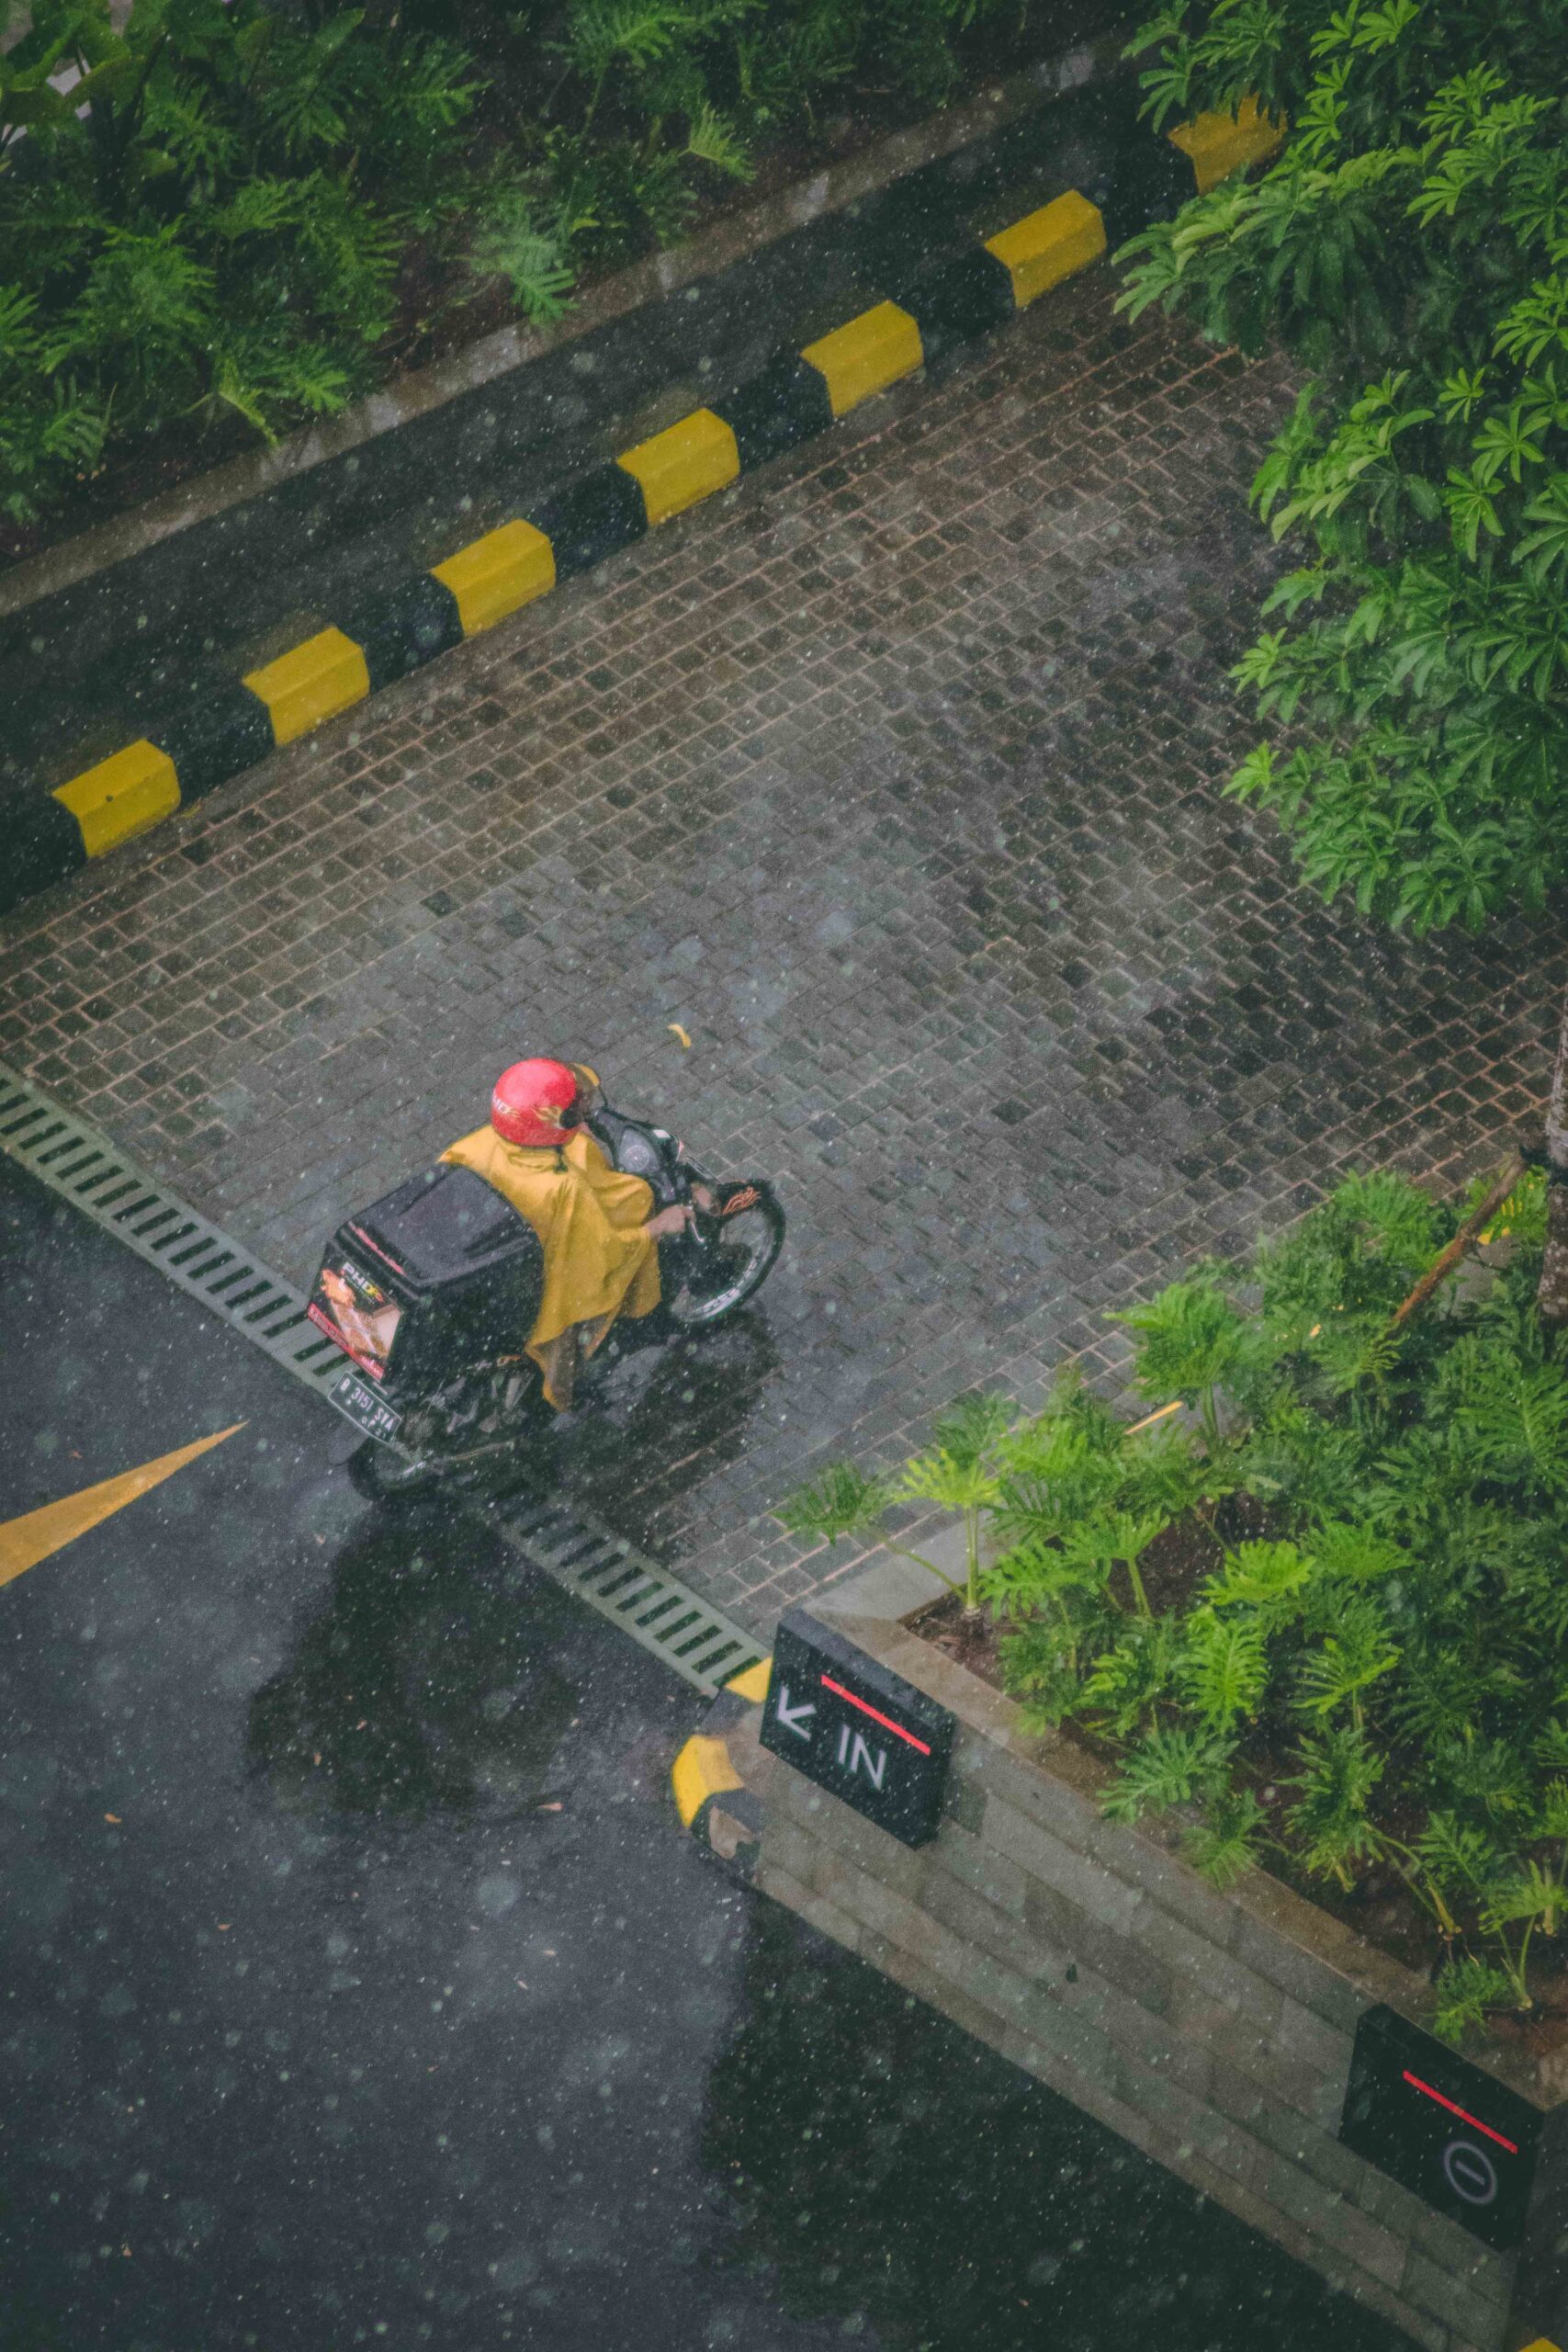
[246,1521,580,1821]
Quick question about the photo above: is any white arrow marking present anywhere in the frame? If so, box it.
[774,1684,817,1739]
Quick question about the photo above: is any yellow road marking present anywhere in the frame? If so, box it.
[0,1423,245,1588]
[1168,97,1285,193]
[434,520,556,634]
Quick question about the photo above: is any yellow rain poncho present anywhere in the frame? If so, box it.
[440,1125,660,1410]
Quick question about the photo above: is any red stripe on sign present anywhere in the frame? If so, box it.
[819,1673,931,1754]
[1401,2071,1518,2154]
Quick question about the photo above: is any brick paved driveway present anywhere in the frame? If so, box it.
[5,272,1562,1633]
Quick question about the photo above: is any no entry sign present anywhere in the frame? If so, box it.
[1339,2005,1541,2249]
[760,1610,955,1848]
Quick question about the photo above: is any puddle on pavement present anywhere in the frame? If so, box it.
[246,1516,580,1819]
[238,1464,1399,2350]
[702,1905,1398,2352]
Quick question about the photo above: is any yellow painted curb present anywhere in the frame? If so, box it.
[986,190,1107,309]
[1169,96,1285,194]
[671,1733,743,1829]
[434,520,557,635]
[802,300,924,419]
[51,740,180,860]
[725,1657,772,1703]
[618,408,740,526]
[243,627,370,746]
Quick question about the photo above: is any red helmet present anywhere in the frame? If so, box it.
[490,1058,582,1148]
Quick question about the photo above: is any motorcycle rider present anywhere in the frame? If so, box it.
[439,1058,692,1413]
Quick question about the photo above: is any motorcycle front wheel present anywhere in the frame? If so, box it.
[663,1193,785,1328]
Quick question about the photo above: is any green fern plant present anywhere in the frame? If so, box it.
[1111,1273,1246,1453]
[1432,1957,1519,2045]
[1293,1597,1400,1730]
[1177,1609,1269,1734]
[1081,1616,1179,1736]
[1183,1786,1268,1889]
[468,193,579,322]
[1100,1724,1235,1826]
[776,1392,1015,1613]
[1286,1726,1386,1892]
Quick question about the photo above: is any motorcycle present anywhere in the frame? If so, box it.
[309,1072,785,1501]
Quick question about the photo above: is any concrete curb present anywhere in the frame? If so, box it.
[0,104,1282,920]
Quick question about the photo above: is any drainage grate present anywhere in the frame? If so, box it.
[0,1058,763,1694]
[0,1065,348,1396]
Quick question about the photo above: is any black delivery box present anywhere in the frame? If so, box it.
[309,1163,544,1396]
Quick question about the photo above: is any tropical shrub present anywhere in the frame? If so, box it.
[779,1164,1568,2045]
[1116,0,1568,939]
[0,0,483,519]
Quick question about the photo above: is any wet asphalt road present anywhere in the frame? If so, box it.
[0,1159,1402,2352]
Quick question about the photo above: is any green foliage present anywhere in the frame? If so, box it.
[2,0,1029,520]
[1181,1784,1267,1888]
[1111,1272,1247,1449]
[1118,0,1568,933]
[773,1459,897,1545]
[0,0,480,515]
[775,1390,1017,1611]
[1432,1958,1517,2047]
[468,193,580,322]
[777,1168,1568,2045]
[1100,1723,1234,1823]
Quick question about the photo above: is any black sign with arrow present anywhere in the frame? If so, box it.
[759,1609,956,1849]
[1339,2005,1542,2249]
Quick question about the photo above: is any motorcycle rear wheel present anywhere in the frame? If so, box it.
[663,1194,785,1328]
[344,1363,542,1503]
[346,1438,444,1503]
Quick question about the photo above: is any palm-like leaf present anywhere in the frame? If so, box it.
[931,1389,1017,1472]
[1432,1957,1517,2045]
[894,1447,998,1517]
[1111,1274,1246,1403]
[1481,1860,1568,1937]
[684,105,752,179]
[1100,1725,1233,1824]
[1414,1811,1504,1897]
[773,1462,894,1545]
[1082,1617,1179,1736]
[1178,1610,1269,1732]
[1202,1539,1313,1613]
[1183,1787,1267,1888]
[1293,1597,1399,1722]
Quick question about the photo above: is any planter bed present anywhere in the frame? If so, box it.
[740,1554,1568,2352]
[914,1582,1568,2058]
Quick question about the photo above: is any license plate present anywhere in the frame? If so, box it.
[330,1372,402,1443]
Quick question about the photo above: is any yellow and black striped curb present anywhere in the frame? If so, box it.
[671,1655,772,1877]
[1,103,1282,921]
